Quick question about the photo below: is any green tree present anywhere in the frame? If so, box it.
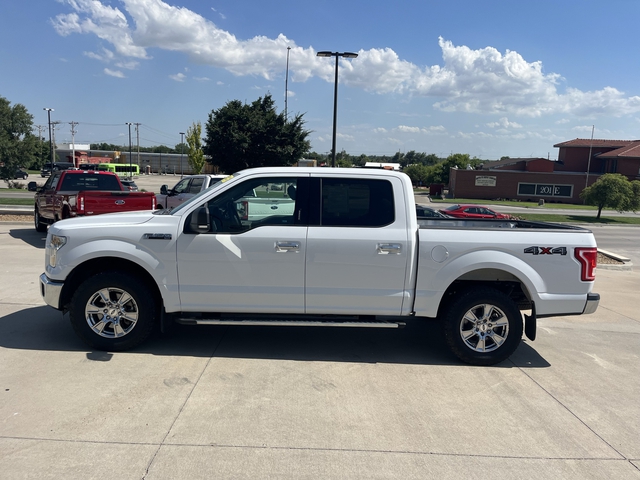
[204,94,310,173]
[430,153,482,185]
[90,142,124,151]
[403,164,431,186]
[151,145,175,154]
[186,121,206,174]
[391,151,405,165]
[580,173,640,219]
[335,149,353,168]
[0,96,38,181]
[27,137,51,170]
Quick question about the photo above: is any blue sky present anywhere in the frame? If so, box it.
[2,0,640,160]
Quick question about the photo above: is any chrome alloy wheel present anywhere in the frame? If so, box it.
[84,287,139,338]
[459,303,510,353]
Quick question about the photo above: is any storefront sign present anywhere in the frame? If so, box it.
[475,176,497,187]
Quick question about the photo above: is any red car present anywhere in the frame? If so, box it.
[439,204,512,219]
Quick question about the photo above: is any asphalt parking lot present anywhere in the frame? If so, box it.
[0,212,639,478]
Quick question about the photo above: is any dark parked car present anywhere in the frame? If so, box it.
[120,179,139,191]
[40,162,75,177]
[416,204,451,218]
[13,169,28,180]
[439,204,512,219]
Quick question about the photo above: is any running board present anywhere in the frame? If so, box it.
[175,317,404,329]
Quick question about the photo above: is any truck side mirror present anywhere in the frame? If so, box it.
[186,206,210,234]
[160,185,168,195]
[27,181,38,192]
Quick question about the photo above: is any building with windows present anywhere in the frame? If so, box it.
[449,139,640,204]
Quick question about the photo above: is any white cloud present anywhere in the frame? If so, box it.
[115,60,139,70]
[486,117,522,129]
[169,72,186,82]
[52,1,149,59]
[572,125,599,134]
[211,8,226,20]
[84,47,114,62]
[337,133,355,141]
[53,0,640,119]
[104,68,125,78]
[397,125,421,133]
[394,125,447,135]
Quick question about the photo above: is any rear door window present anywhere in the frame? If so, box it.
[320,178,394,227]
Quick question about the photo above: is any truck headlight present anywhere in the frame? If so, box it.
[47,234,67,268]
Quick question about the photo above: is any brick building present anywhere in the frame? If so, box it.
[449,139,640,204]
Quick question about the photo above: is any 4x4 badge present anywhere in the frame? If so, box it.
[524,246,567,255]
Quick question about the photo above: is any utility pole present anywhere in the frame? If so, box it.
[43,108,54,170]
[585,125,595,191]
[135,123,141,165]
[125,123,133,180]
[180,132,185,178]
[69,121,79,167]
[285,46,291,120]
[34,125,46,167]
[51,121,62,163]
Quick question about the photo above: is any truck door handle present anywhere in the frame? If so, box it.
[377,243,402,254]
[276,241,300,252]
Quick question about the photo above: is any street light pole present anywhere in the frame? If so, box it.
[316,51,358,167]
[43,108,54,171]
[285,46,291,120]
[180,132,185,178]
[125,122,133,179]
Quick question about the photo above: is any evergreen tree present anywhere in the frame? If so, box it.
[204,94,310,173]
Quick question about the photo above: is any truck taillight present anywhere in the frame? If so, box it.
[152,196,156,209]
[78,193,85,214]
[575,247,597,282]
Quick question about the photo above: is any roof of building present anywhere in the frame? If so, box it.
[553,138,640,148]
[481,157,550,169]
[596,141,640,159]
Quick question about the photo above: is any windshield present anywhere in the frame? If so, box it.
[155,173,236,215]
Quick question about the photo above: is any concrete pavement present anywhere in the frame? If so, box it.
[0,223,638,479]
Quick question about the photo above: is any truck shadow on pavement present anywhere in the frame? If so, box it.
[9,227,46,249]
[0,307,550,368]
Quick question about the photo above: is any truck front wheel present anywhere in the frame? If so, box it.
[443,288,523,366]
[69,272,157,351]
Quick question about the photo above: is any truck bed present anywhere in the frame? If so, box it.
[418,217,588,231]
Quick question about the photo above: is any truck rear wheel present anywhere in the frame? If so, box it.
[443,288,523,366]
[69,272,157,351]
[35,207,47,232]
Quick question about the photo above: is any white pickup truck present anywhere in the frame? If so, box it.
[155,174,227,210]
[39,167,599,365]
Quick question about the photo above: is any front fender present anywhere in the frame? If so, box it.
[49,237,179,311]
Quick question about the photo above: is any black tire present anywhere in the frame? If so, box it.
[35,207,47,232]
[69,272,157,351]
[443,287,523,366]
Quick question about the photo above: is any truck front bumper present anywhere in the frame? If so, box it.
[40,273,64,310]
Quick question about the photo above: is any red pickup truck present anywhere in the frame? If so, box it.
[29,170,156,232]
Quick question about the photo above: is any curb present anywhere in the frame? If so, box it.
[0,206,32,215]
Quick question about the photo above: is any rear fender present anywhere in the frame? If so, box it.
[414,250,544,318]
